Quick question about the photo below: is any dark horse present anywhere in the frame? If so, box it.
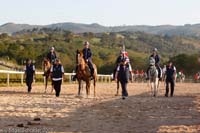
[43,58,53,93]
[76,50,97,97]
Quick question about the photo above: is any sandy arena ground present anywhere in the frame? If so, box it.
[0,82,199,133]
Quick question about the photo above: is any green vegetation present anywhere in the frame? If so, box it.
[0,28,200,75]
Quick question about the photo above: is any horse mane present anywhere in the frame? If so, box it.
[76,49,83,57]
[76,49,85,64]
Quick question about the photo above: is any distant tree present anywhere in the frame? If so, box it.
[0,33,9,39]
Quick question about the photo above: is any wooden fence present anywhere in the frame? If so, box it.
[0,70,112,86]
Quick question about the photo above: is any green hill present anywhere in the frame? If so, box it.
[1,22,200,37]
[0,29,200,75]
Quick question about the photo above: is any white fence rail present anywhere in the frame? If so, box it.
[0,70,112,86]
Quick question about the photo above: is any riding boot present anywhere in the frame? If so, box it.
[90,69,94,80]
[158,68,162,81]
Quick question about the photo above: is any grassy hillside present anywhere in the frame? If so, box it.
[0,29,200,75]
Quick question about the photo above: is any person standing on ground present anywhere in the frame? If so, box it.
[24,59,35,93]
[165,61,176,97]
[50,58,64,97]
[115,58,130,100]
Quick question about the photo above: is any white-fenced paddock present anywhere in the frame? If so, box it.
[0,70,112,86]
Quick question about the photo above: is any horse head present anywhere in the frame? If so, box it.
[43,58,51,71]
[76,50,86,70]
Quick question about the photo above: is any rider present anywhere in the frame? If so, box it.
[72,41,94,81]
[47,46,57,64]
[82,41,94,79]
[146,48,161,80]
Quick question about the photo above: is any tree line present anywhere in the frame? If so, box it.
[0,28,200,75]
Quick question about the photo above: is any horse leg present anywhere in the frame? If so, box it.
[150,81,154,96]
[78,80,81,96]
[51,78,54,93]
[44,76,48,93]
[84,80,90,97]
[157,79,160,94]
[154,82,156,97]
[93,78,96,97]
[87,80,91,96]
[154,78,159,97]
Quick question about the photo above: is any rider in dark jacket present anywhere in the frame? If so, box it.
[47,46,57,64]
[82,41,94,78]
[72,41,94,81]
[146,48,162,80]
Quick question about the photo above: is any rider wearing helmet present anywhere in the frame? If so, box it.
[47,46,57,64]
[146,48,162,80]
[72,41,94,81]
[82,41,94,79]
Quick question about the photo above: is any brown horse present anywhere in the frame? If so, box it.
[43,58,53,93]
[76,50,97,97]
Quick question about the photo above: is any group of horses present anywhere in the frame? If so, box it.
[43,50,97,97]
[43,51,187,98]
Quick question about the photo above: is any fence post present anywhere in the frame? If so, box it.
[7,73,10,86]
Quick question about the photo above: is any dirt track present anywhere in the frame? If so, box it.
[0,82,199,133]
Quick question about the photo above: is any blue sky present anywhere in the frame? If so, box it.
[0,0,200,26]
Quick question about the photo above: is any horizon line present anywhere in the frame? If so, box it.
[1,21,199,27]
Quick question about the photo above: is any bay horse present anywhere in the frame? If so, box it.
[76,50,97,97]
[43,58,53,93]
[148,65,159,97]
